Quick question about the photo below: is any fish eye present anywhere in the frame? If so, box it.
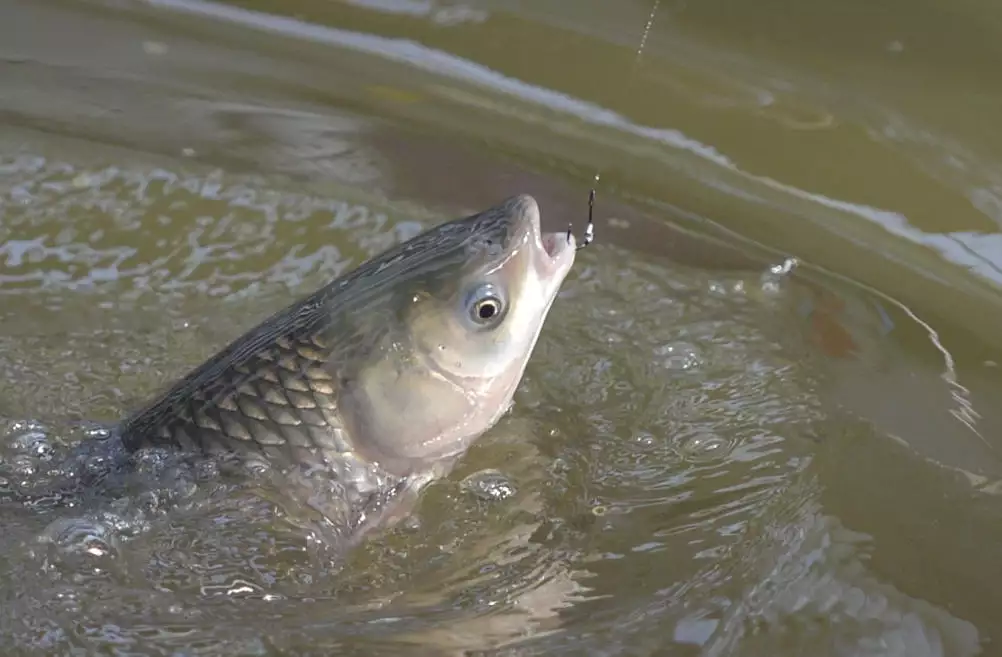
[466,284,507,326]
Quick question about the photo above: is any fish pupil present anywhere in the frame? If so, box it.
[478,302,497,319]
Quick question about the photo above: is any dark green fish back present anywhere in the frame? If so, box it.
[117,294,356,470]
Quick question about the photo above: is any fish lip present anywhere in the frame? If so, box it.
[509,194,576,279]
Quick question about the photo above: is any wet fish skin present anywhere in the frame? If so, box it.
[114,194,578,534]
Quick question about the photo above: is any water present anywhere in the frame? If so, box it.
[3,0,1002,655]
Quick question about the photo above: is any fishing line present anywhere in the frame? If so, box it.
[568,0,662,251]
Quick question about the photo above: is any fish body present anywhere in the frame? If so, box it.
[110,194,578,539]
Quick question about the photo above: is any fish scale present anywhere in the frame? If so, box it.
[114,315,400,535]
[136,327,357,470]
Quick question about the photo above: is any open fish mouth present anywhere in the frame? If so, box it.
[541,231,569,257]
[537,229,576,278]
[506,194,577,279]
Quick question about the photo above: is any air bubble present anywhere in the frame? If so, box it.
[634,432,656,447]
[40,517,120,559]
[11,430,54,459]
[654,343,703,371]
[679,433,731,462]
[760,257,799,296]
[82,425,112,442]
[132,447,172,476]
[12,455,38,476]
[461,469,517,502]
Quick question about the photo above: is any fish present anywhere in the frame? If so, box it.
[68,193,586,542]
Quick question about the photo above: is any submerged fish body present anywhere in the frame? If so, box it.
[107,194,578,538]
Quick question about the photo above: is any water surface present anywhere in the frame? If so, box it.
[2,0,1002,655]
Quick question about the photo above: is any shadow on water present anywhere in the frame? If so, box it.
[2,0,1002,655]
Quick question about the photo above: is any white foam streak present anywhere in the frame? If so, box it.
[143,0,1002,288]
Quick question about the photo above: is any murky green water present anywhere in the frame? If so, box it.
[3,0,1002,654]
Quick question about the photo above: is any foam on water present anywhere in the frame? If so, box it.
[0,146,984,655]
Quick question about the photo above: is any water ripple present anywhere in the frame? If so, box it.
[0,146,980,654]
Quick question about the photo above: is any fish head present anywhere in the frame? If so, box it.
[340,194,578,474]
